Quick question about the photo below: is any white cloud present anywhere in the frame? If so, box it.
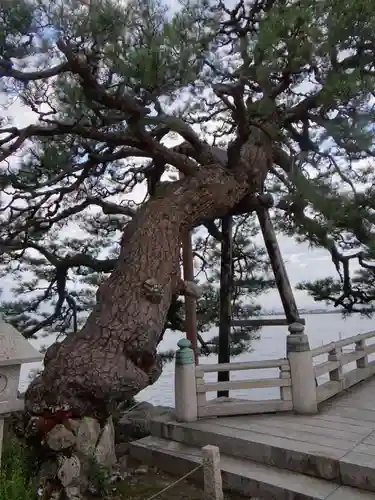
[258,234,336,309]
[0,95,37,129]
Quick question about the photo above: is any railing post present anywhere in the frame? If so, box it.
[175,338,198,422]
[287,322,318,414]
[356,339,368,368]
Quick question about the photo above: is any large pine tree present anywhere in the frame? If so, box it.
[0,0,375,417]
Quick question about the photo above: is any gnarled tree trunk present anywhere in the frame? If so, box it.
[21,134,271,499]
[25,137,271,419]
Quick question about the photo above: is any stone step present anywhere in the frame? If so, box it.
[149,413,375,492]
[129,435,375,500]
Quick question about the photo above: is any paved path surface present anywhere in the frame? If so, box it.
[234,376,375,470]
[131,377,375,499]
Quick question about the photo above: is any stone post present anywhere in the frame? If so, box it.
[175,338,198,422]
[287,322,318,414]
[202,445,224,500]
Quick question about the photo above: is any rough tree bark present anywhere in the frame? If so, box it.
[25,130,272,420]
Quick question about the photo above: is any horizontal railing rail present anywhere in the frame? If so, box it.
[195,358,289,373]
[195,358,292,418]
[196,377,290,393]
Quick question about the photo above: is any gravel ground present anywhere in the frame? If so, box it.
[112,466,248,500]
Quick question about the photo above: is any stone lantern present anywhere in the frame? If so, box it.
[0,318,43,465]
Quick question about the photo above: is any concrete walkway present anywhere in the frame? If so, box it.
[130,377,375,499]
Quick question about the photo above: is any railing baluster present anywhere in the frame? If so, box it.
[279,364,292,402]
[328,347,343,383]
[195,369,207,411]
[355,339,368,368]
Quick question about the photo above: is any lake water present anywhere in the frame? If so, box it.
[20,312,375,406]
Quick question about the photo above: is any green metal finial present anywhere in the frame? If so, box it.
[177,338,192,349]
[176,338,195,365]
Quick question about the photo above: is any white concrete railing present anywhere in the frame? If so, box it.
[174,337,294,421]
[194,359,292,418]
[311,330,375,403]
[174,322,318,421]
[174,328,375,422]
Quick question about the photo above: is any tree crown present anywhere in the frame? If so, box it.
[1,0,375,343]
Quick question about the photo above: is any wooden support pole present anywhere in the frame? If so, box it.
[181,230,199,364]
[179,172,198,364]
[256,205,302,325]
[202,445,224,500]
[218,215,233,398]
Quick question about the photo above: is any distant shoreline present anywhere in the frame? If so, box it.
[263,309,349,316]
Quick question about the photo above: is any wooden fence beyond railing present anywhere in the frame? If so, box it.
[311,330,375,404]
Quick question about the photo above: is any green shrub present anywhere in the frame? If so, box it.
[0,435,34,500]
[86,453,112,497]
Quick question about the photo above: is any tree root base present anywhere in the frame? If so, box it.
[28,415,118,500]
